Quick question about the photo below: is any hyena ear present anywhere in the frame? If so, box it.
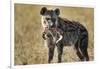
[40,7,47,15]
[55,8,60,15]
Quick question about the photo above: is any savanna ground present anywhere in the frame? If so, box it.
[14,4,94,65]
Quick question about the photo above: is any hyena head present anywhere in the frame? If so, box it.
[40,7,60,29]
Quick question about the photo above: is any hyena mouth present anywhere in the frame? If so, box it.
[49,23,56,28]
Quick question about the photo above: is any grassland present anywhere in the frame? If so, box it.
[14,4,94,65]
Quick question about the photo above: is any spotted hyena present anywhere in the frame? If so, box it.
[40,7,89,63]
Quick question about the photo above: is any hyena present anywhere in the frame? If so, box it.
[40,7,89,63]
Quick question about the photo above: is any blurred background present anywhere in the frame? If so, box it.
[14,4,94,65]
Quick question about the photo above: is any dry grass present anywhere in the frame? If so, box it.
[14,4,94,65]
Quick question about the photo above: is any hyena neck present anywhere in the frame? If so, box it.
[57,17,71,26]
[57,17,65,29]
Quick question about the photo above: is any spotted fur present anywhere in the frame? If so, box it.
[40,7,89,63]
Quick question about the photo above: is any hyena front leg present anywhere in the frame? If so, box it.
[48,46,55,63]
[57,43,63,63]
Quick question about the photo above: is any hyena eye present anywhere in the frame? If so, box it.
[46,18,51,20]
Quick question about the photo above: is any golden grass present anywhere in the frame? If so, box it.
[14,4,94,65]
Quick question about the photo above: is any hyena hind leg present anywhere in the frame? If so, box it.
[75,41,84,61]
[79,38,89,61]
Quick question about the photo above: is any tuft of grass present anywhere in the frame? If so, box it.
[14,4,94,65]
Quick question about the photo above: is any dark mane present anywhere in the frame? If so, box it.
[57,17,87,32]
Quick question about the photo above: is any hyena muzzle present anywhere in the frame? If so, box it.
[40,7,89,63]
